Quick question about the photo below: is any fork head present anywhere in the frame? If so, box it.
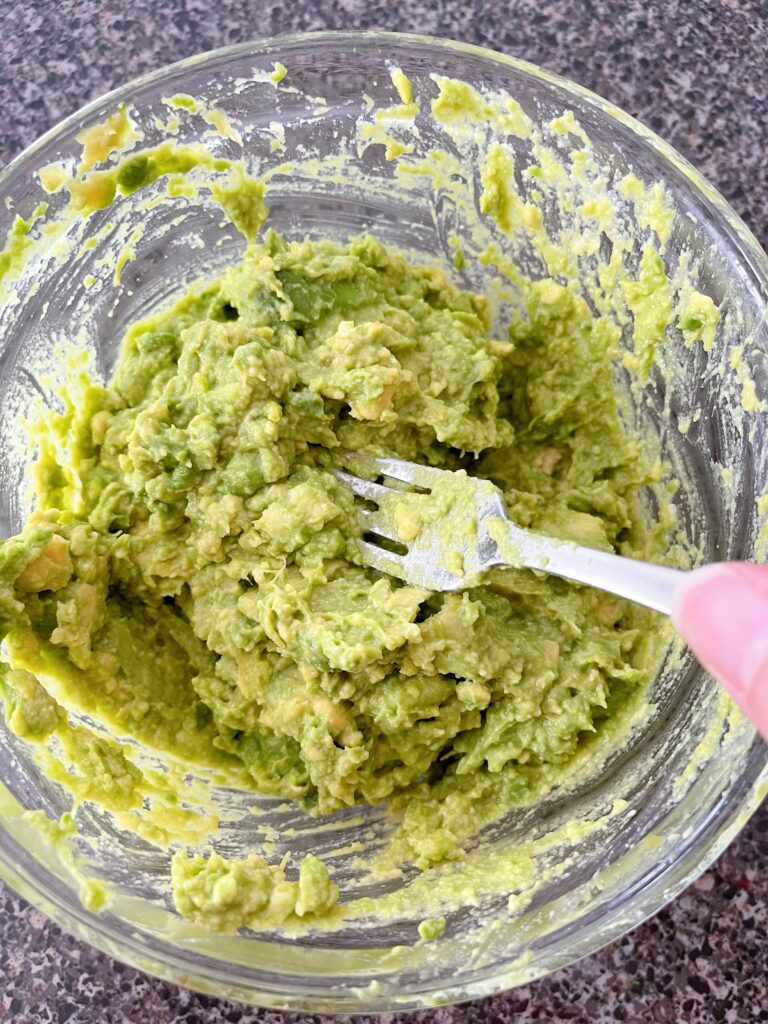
[333,455,507,592]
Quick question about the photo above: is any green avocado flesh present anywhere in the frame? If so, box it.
[0,230,666,930]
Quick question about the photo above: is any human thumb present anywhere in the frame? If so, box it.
[672,562,768,741]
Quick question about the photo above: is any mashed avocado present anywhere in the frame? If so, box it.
[0,227,667,930]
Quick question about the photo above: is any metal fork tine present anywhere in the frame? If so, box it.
[355,539,407,579]
[372,456,445,491]
[334,469,392,503]
[358,508,401,543]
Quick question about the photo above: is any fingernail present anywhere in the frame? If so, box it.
[673,563,768,740]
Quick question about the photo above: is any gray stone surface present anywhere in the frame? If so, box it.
[0,1,767,1021]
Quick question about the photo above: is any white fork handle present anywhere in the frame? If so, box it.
[504,528,687,615]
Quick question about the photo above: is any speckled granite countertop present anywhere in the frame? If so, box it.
[1,1,767,1021]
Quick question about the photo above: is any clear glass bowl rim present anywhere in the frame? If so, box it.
[0,28,766,1012]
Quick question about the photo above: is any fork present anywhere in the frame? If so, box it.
[334,455,686,614]
[334,455,768,742]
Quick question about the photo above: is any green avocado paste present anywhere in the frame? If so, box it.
[0,229,667,932]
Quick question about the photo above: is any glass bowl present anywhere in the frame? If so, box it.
[0,31,766,1012]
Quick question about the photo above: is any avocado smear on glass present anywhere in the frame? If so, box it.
[0,229,666,932]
